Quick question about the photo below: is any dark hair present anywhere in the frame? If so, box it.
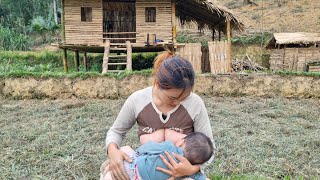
[153,51,195,90]
[184,132,214,165]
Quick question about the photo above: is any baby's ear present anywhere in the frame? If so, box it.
[175,138,185,147]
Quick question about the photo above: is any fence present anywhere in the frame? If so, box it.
[178,41,231,74]
[178,43,202,73]
[208,41,231,74]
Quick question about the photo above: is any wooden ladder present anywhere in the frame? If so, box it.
[102,40,132,73]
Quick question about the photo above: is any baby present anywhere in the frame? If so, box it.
[103,132,214,180]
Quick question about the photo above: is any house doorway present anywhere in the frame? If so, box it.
[103,0,136,43]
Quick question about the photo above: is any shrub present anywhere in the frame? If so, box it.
[0,26,31,51]
[231,33,273,46]
[132,52,157,70]
[0,51,157,74]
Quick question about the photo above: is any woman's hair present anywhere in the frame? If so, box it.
[184,132,214,165]
[153,51,195,90]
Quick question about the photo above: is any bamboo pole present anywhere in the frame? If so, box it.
[102,40,110,74]
[83,52,88,71]
[63,48,68,73]
[75,50,80,72]
[172,1,177,46]
[126,41,132,71]
[226,18,232,72]
[212,29,215,41]
[61,0,66,43]
[53,0,58,24]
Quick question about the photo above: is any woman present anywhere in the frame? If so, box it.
[101,51,215,180]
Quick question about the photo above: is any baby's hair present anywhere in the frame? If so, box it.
[183,132,214,165]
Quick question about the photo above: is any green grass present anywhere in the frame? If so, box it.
[0,51,157,75]
[0,97,319,179]
[274,70,320,78]
[1,50,320,79]
[0,69,153,79]
[231,33,273,46]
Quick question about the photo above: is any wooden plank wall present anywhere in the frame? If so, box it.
[64,0,103,45]
[270,48,320,71]
[208,41,231,74]
[178,43,202,73]
[136,0,172,44]
[309,66,320,72]
[103,2,136,43]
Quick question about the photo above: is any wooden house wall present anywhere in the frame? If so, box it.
[64,0,103,45]
[135,0,173,44]
[270,48,320,71]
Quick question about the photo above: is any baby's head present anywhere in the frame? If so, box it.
[176,132,214,165]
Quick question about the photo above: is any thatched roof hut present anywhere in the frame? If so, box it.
[267,32,320,72]
[176,0,244,33]
[267,32,320,49]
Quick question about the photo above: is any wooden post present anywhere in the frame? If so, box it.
[74,50,80,71]
[172,1,177,46]
[83,52,88,71]
[102,40,110,74]
[226,18,231,42]
[226,18,232,72]
[282,45,286,70]
[126,41,132,71]
[212,29,215,41]
[61,0,66,43]
[63,48,68,73]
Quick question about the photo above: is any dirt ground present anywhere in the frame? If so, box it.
[0,96,319,179]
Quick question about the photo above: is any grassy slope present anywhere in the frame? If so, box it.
[1,97,319,179]
[217,0,320,33]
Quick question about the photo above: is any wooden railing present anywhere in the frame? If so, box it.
[102,32,138,43]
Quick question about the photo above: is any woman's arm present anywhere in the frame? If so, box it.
[193,99,216,173]
[103,96,137,180]
[106,96,136,151]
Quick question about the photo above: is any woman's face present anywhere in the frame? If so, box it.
[158,87,191,106]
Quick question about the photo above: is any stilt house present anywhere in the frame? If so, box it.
[58,0,243,72]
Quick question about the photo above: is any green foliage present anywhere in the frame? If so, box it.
[274,70,320,78]
[0,51,64,74]
[0,0,60,50]
[0,51,155,77]
[231,33,273,46]
[177,31,210,47]
[132,52,157,70]
[0,69,153,80]
[31,16,49,33]
[0,26,30,51]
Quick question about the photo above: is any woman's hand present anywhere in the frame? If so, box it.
[107,143,132,180]
[156,151,200,178]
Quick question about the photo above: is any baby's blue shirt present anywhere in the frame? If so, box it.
[136,141,205,180]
